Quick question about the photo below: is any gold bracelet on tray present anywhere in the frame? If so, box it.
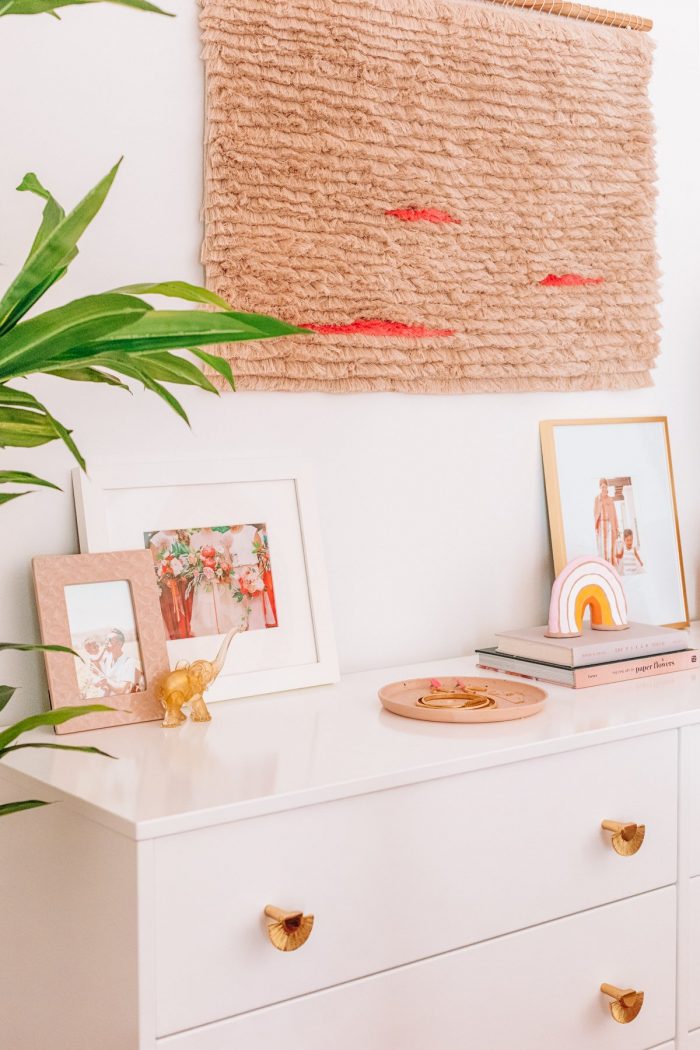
[417,691,496,710]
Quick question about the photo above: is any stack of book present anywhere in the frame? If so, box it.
[477,622,697,689]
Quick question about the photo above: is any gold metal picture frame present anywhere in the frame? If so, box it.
[540,417,689,629]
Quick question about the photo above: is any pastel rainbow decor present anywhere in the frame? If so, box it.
[546,556,629,639]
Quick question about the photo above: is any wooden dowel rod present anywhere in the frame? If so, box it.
[483,0,653,32]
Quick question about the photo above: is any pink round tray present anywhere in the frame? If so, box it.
[378,675,547,723]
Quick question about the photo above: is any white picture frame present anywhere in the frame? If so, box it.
[73,459,339,702]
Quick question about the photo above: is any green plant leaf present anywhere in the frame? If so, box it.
[4,176,71,333]
[41,410,85,469]
[0,741,115,759]
[0,293,151,381]
[0,800,47,817]
[53,309,306,360]
[0,161,121,333]
[82,353,193,422]
[0,387,85,468]
[0,267,70,340]
[124,363,190,422]
[0,406,64,449]
[0,642,76,655]
[0,491,30,505]
[17,172,66,258]
[0,470,61,491]
[0,685,16,712]
[0,0,173,16]
[137,373,189,422]
[0,386,48,407]
[45,366,131,391]
[226,312,313,338]
[0,704,114,750]
[136,351,220,393]
[76,352,195,419]
[188,347,236,390]
[113,281,232,311]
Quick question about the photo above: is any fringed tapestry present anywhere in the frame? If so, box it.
[200,0,658,393]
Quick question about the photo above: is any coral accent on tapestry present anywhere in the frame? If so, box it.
[304,319,456,337]
[385,208,462,225]
[539,274,606,286]
[201,0,659,393]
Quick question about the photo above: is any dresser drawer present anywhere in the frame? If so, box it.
[154,730,676,1034]
[159,888,676,1050]
[683,725,700,876]
[688,877,700,1030]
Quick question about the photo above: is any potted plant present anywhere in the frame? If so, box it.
[0,1,306,811]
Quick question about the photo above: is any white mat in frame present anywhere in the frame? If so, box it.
[73,459,339,702]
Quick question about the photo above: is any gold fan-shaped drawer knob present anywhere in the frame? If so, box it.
[264,905,314,951]
[600,983,644,1023]
[601,820,646,856]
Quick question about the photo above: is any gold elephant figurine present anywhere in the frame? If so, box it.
[158,626,243,728]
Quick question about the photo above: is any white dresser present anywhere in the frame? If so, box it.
[3,641,700,1050]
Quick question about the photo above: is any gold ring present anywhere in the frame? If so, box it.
[417,692,495,710]
[417,692,473,708]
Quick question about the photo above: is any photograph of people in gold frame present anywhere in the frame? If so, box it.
[540,417,688,628]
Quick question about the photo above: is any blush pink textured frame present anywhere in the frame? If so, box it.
[32,550,170,734]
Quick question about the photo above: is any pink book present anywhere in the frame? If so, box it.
[494,622,689,668]
[573,649,699,688]
[476,648,699,689]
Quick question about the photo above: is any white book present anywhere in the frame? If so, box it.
[493,622,689,669]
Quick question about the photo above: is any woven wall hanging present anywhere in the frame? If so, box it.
[200,0,658,393]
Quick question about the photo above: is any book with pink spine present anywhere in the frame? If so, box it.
[476,646,699,689]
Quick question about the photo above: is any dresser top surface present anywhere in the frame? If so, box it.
[2,628,700,839]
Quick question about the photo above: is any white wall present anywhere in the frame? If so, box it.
[0,0,698,719]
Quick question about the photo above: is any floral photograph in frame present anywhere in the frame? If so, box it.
[540,417,689,628]
[32,550,170,733]
[144,523,277,641]
[73,459,338,702]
